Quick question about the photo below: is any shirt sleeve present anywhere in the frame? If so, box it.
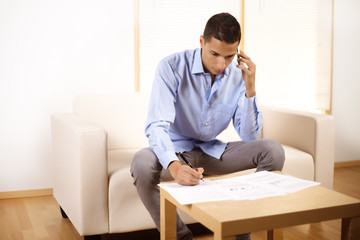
[145,58,179,169]
[233,89,263,142]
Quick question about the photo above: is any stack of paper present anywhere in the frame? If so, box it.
[159,171,320,205]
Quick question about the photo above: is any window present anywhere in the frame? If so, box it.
[137,0,241,92]
[244,0,332,111]
[136,0,332,111]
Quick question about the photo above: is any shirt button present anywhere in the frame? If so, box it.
[205,122,209,126]
[207,104,210,108]
[206,84,210,88]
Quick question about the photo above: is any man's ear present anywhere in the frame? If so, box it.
[200,35,205,48]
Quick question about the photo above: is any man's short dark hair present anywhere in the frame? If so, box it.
[203,12,241,44]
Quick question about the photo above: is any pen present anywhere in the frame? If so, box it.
[178,153,204,182]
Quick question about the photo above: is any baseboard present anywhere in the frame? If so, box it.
[334,160,360,169]
[0,188,53,200]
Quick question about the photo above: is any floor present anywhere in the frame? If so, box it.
[0,166,359,240]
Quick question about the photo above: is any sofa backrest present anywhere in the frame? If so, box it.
[73,93,150,150]
[73,92,243,150]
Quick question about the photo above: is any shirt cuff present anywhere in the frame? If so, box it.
[158,150,179,169]
[244,95,260,112]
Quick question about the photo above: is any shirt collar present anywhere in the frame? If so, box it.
[191,48,204,74]
[191,48,230,77]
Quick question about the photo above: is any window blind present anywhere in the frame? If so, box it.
[244,0,332,111]
[138,0,241,91]
[138,0,332,111]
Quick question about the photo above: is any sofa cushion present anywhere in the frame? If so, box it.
[107,144,314,233]
[108,149,139,176]
[108,167,156,233]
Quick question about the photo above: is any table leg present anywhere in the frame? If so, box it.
[213,232,234,240]
[268,229,283,240]
[160,194,177,240]
[267,229,274,240]
[341,217,360,240]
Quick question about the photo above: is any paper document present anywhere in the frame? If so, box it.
[160,179,231,205]
[159,171,320,205]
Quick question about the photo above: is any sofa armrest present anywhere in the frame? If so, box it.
[261,106,335,189]
[51,113,109,235]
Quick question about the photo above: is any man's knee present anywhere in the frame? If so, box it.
[259,139,285,171]
[131,148,161,182]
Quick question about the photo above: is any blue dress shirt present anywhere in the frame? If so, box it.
[145,48,263,169]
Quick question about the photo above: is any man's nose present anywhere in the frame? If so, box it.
[216,57,226,70]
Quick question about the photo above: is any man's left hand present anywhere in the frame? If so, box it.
[237,50,256,98]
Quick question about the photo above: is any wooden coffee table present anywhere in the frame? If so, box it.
[160,173,360,240]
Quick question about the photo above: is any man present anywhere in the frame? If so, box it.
[131,13,285,240]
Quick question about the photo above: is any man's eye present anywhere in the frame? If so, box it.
[212,52,219,56]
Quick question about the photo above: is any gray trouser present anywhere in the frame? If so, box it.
[130,139,285,240]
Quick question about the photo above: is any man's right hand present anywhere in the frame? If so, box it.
[168,161,204,186]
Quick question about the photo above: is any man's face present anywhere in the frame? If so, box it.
[200,36,239,77]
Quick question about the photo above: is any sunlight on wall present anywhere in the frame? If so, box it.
[0,0,134,191]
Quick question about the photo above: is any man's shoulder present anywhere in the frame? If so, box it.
[161,48,198,67]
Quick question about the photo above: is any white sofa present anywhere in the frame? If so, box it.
[51,92,335,239]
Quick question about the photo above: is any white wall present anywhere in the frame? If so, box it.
[333,0,360,162]
[0,0,134,191]
[1,0,359,192]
